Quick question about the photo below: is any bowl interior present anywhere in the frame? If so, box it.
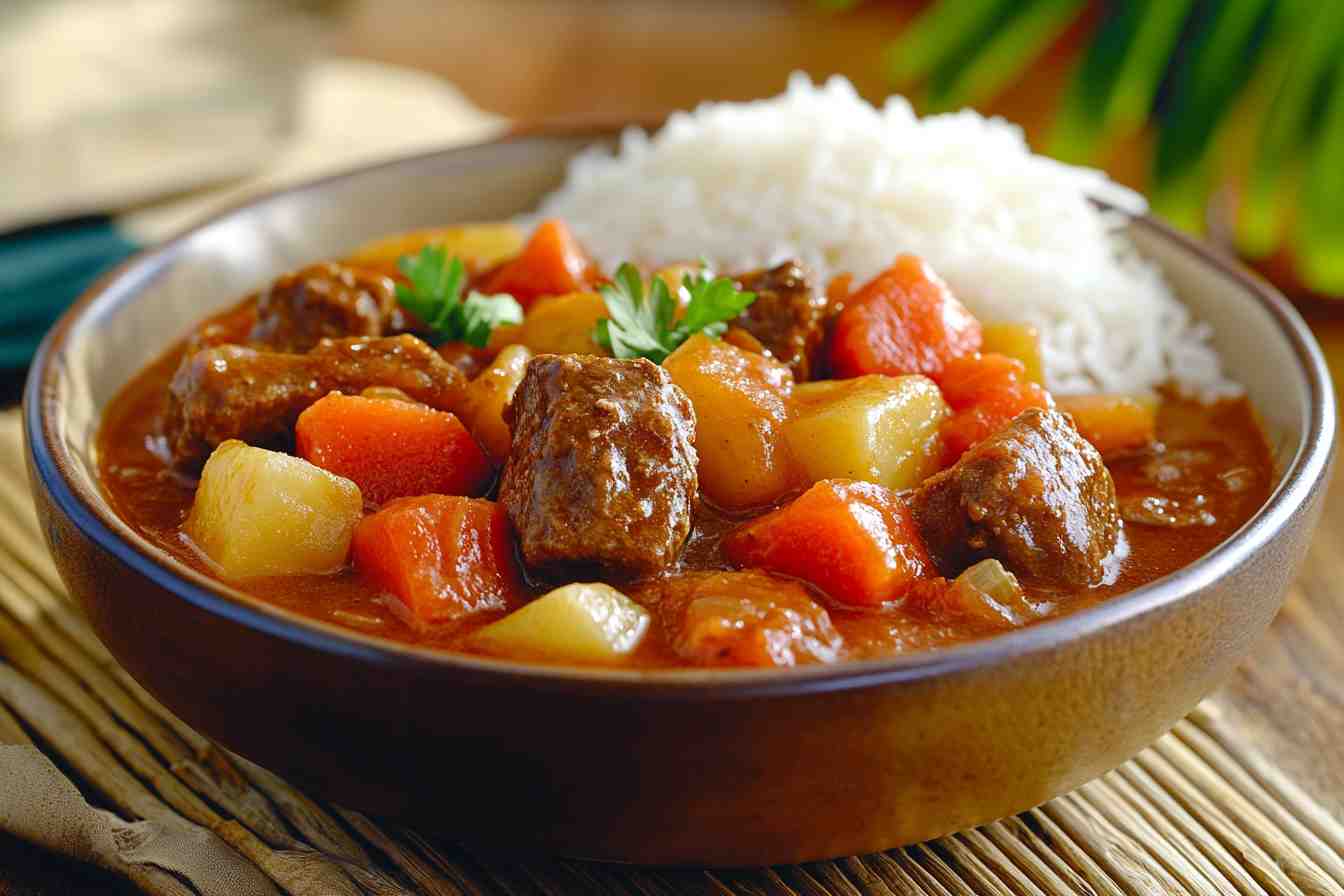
[32,132,1329,678]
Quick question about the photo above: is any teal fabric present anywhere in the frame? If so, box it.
[0,218,140,367]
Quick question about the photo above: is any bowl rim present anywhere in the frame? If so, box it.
[24,128,1338,700]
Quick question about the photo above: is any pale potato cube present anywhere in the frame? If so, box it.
[467,582,650,663]
[664,334,801,509]
[1056,393,1157,454]
[786,375,949,491]
[458,344,532,460]
[185,441,363,580]
[981,322,1045,384]
[345,223,524,276]
[514,291,609,356]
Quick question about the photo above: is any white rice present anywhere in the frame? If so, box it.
[534,73,1236,398]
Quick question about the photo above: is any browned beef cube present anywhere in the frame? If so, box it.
[911,408,1122,588]
[499,355,698,575]
[732,261,828,380]
[165,334,465,467]
[247,263,405,352]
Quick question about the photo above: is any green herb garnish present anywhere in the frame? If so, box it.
[593,263,756,364]
[395,246,524,348]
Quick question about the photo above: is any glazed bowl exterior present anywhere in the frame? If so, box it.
[24,131,1335,865]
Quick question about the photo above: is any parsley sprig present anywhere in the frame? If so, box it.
[395,246,523,348]
[593,263,756,363]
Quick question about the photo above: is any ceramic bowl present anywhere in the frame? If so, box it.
[24,130,1336,865]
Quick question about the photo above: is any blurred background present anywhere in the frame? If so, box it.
[3,0,1343,372]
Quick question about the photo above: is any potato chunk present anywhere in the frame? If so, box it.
[663,334,800,509]
[467,583,650,663]
[505,291,609,356]
[785,375,948,491]
[457,344,532,460]
[344,223,524,277]
[980,323,1045,385]
[1057,393,1156,455]
[185,440,362,579]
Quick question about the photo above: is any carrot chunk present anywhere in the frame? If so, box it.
[635,570,843,667]
[352,495,525,628]
[937,352,1031,409]
[479,219,598,308]
[723,479,935,607]
[296,393,491,505]
[829,255,982,380]
[937,353,1053,463]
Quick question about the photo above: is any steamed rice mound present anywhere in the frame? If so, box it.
[535,73,1235,398]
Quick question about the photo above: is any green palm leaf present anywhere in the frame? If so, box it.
[882,0,1017,88]
[1048,0,1194,163]
[1149,0,1275,230]
[1237,2,1344,259]
[926,0,1087,113]
[1300,61,1344,295]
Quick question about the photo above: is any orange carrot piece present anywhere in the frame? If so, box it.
[352,495,525,629]
[1057,394,1157,455]
[296,393,491,505]
[479,219,598,308]
[937,353,1031,410]
[937,353,1053,463]
[829,255,982,380]
[723,479,935,607]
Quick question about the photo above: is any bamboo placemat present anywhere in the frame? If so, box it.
[1,408,1341,896]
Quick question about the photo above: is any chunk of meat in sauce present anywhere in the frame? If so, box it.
[634,570,843,667]
[499,354,698,576]
[248,263,409,352]
[911,407,1122,589]
[165,334,465,467]
[182,265,414,356]
[732,261,829,380]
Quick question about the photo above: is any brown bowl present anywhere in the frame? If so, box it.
[24,130,1336,865]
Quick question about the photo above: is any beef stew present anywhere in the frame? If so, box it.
[96,220,1275,669]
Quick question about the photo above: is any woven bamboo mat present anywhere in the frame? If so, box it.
[2,408,1342,896]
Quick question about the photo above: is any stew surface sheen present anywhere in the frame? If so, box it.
[99,345,1273,667]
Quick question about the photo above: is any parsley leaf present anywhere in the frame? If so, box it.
[593,262,756,363]
[395,246,524,348]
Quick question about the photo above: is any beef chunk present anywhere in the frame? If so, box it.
[247,263,408,352]
[499,354,697,575]
[911,408,1122,588]
[165,335,465,467]
[732,261,828,380]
